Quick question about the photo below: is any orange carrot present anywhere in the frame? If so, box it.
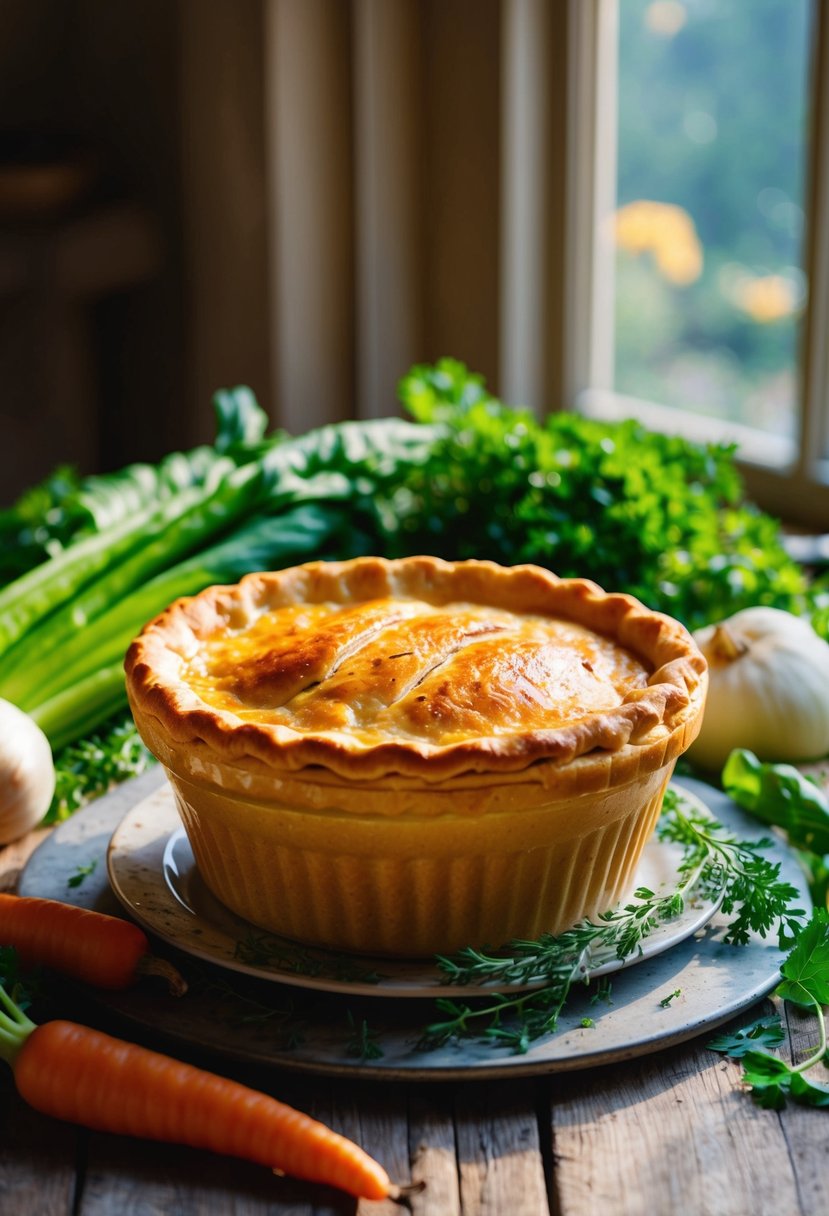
[0,1004,392,1202]
[0,893,185,994]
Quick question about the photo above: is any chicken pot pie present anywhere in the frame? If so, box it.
[125,557,708,956]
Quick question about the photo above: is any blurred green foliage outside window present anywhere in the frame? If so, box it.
[615,0,812,439]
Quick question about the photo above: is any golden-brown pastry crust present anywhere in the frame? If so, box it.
[124,556,708,782]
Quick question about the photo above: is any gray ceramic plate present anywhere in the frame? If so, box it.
[19,771,810,1080]
[105,783,725,998]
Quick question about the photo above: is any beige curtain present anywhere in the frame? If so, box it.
[179,0,570,437]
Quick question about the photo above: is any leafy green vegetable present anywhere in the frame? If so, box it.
[0,462,250,690]
[776,907,829,1008]
[0,466,82,585]
[0,388,271,658]
[0,388,272,590]
[390,358,813,630]
[788,1071,829,1107]
[708,908,829,1111]
[722,749,829,910]
[0,479,223,658]
[739,1051,795,1109]
[30,663,136,754]
[722,749,829,856]
[210,386,272,456]
[420,790,804,1053]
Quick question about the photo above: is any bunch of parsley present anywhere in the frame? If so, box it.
[386,358,815,632]
[708,909,829,1109]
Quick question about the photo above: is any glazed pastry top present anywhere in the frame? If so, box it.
[182,597,651,747]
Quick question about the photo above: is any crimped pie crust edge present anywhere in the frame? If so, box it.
[124,556,708,783]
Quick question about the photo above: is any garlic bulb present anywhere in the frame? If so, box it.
[690,606,829,771]
[0,698,55,844]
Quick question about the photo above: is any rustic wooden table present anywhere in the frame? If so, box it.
[1,808,826,1216]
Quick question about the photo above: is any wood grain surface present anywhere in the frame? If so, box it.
[0,818,826,1215]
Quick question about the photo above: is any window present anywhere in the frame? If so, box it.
[568,0,829,528]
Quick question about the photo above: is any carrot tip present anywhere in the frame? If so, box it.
[135,954,188,997]
[389,1180,426,1204]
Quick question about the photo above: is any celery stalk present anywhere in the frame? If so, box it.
[18,503,364,726]
[0,460,263,695]
[29,665,128,753]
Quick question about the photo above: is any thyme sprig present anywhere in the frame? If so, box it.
[420,790,806,1053]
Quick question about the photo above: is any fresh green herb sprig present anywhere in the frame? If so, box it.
[590,978,613,1006]
[656,788,805,948]
[708,909,829,1109]
[345,1012,384,1061]
[46,713,155,825]
[66,860,98,889]
[421,791,805,1054]
[707,1013,786,1057]
[234,931,385,986]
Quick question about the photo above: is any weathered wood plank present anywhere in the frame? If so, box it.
[777,999,829,1216]
[454,1080,551,1216]
[316,1079,411,1216]
[550,1012,807,1216]
[408,1084,462,1216]
[73,1063,398,1215]
[78,1131,343,1215]
[0,826,51,893]
[0,1076,78,1214]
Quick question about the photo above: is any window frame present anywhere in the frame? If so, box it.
[564,0,829,531]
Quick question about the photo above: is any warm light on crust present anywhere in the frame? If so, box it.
[125,556,707,783]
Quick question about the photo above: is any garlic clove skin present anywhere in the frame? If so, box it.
[690,606,829,772]
[0,697,56,845]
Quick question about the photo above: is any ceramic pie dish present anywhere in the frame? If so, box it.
[124,556,708,957]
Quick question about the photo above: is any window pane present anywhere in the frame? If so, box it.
[614,0,813,441]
